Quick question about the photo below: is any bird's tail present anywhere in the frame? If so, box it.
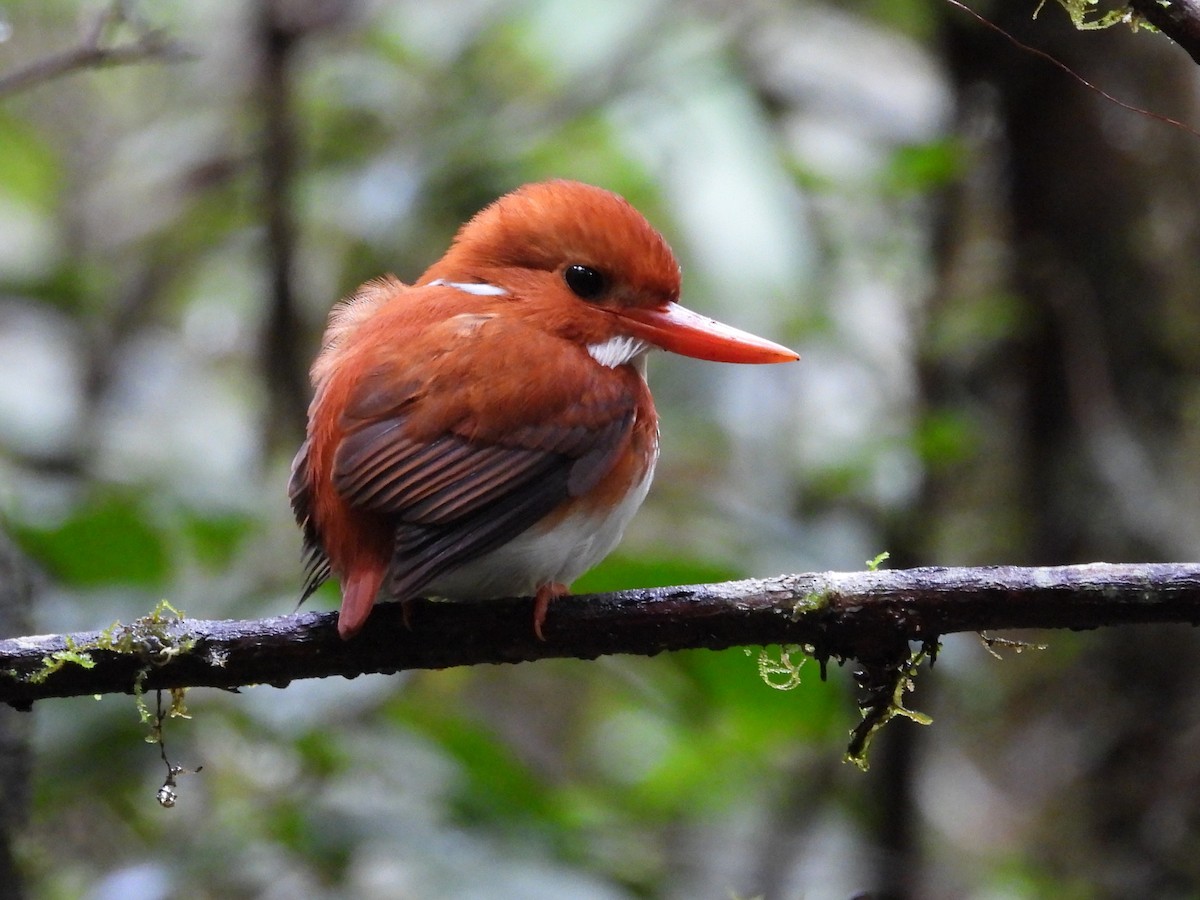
[337,564,386,639]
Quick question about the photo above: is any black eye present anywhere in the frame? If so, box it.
[563,264,607,300]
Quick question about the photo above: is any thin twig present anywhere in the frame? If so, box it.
[0,2,193,100]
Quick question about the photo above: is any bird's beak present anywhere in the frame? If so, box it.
[613,302,799,364]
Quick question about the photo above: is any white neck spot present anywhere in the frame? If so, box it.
[427,278,509,297]
[587,336,650,369]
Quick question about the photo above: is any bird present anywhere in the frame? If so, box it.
[289,180,798,640]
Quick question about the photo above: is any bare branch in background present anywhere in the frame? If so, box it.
[3,563,1200,708]
[255,0,308,451]
[0,2,193,100]
[253,0,362,450]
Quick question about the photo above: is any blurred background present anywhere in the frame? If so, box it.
[2,1,1200,897]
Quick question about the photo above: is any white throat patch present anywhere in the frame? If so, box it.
[587,336,650,369]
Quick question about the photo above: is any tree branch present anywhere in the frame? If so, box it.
[1129,0,1200,66]
[0,3,193,100]
[3,563,1200,709]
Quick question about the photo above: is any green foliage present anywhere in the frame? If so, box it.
[857,0,942,37]
[400,701,563,831]
[0,110,61,208]
[882,139,966,195]
[12,492,171,588]
[572,553,741,594]
[375,639,848,894]
[617,648,844,813]
[180,512,256,571]
[926,290,1030,358]
[914,410,979,468]
[519,115,659,205]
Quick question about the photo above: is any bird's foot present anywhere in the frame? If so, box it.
[532,582,568,641]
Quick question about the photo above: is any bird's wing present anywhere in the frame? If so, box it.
[330,312,640,599]
[288,438,332,603]
[289,274,408,606]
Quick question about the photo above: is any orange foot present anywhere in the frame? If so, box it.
[532,582,568,641]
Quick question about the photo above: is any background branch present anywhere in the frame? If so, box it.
[255,0,311,451]
[3,563,1199,708]
[0,2,193,99]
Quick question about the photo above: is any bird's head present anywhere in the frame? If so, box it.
[418,180,798,366]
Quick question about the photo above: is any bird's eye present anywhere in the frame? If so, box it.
[563,264,608,301]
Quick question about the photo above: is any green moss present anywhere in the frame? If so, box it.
[26,638,96,684]
[96,601,195,731]
[866,551,891,571]
[792,588,832,620]
[755,645,808,691]
[1035,0,1151,31]
[845,648,934,771]
[95,600,194,659]
[22,600,195,737]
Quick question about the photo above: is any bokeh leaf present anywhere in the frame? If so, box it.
[14,492,171,587]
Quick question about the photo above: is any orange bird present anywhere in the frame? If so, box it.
[289,180,798,640]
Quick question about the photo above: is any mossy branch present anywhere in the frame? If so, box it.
[1041,0,1200,66]
[2,563,1200,710]
[1127,0,1200,65]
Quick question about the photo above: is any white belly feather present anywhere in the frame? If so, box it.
[424,448,657,600]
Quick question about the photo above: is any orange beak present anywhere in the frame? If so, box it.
[613,302,799,364]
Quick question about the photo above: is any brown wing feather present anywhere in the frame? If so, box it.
[288,438,331,603]
[386,459,574,600]
[327,313,641,602]
[385,408,636,597]
[333,427,554,523]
